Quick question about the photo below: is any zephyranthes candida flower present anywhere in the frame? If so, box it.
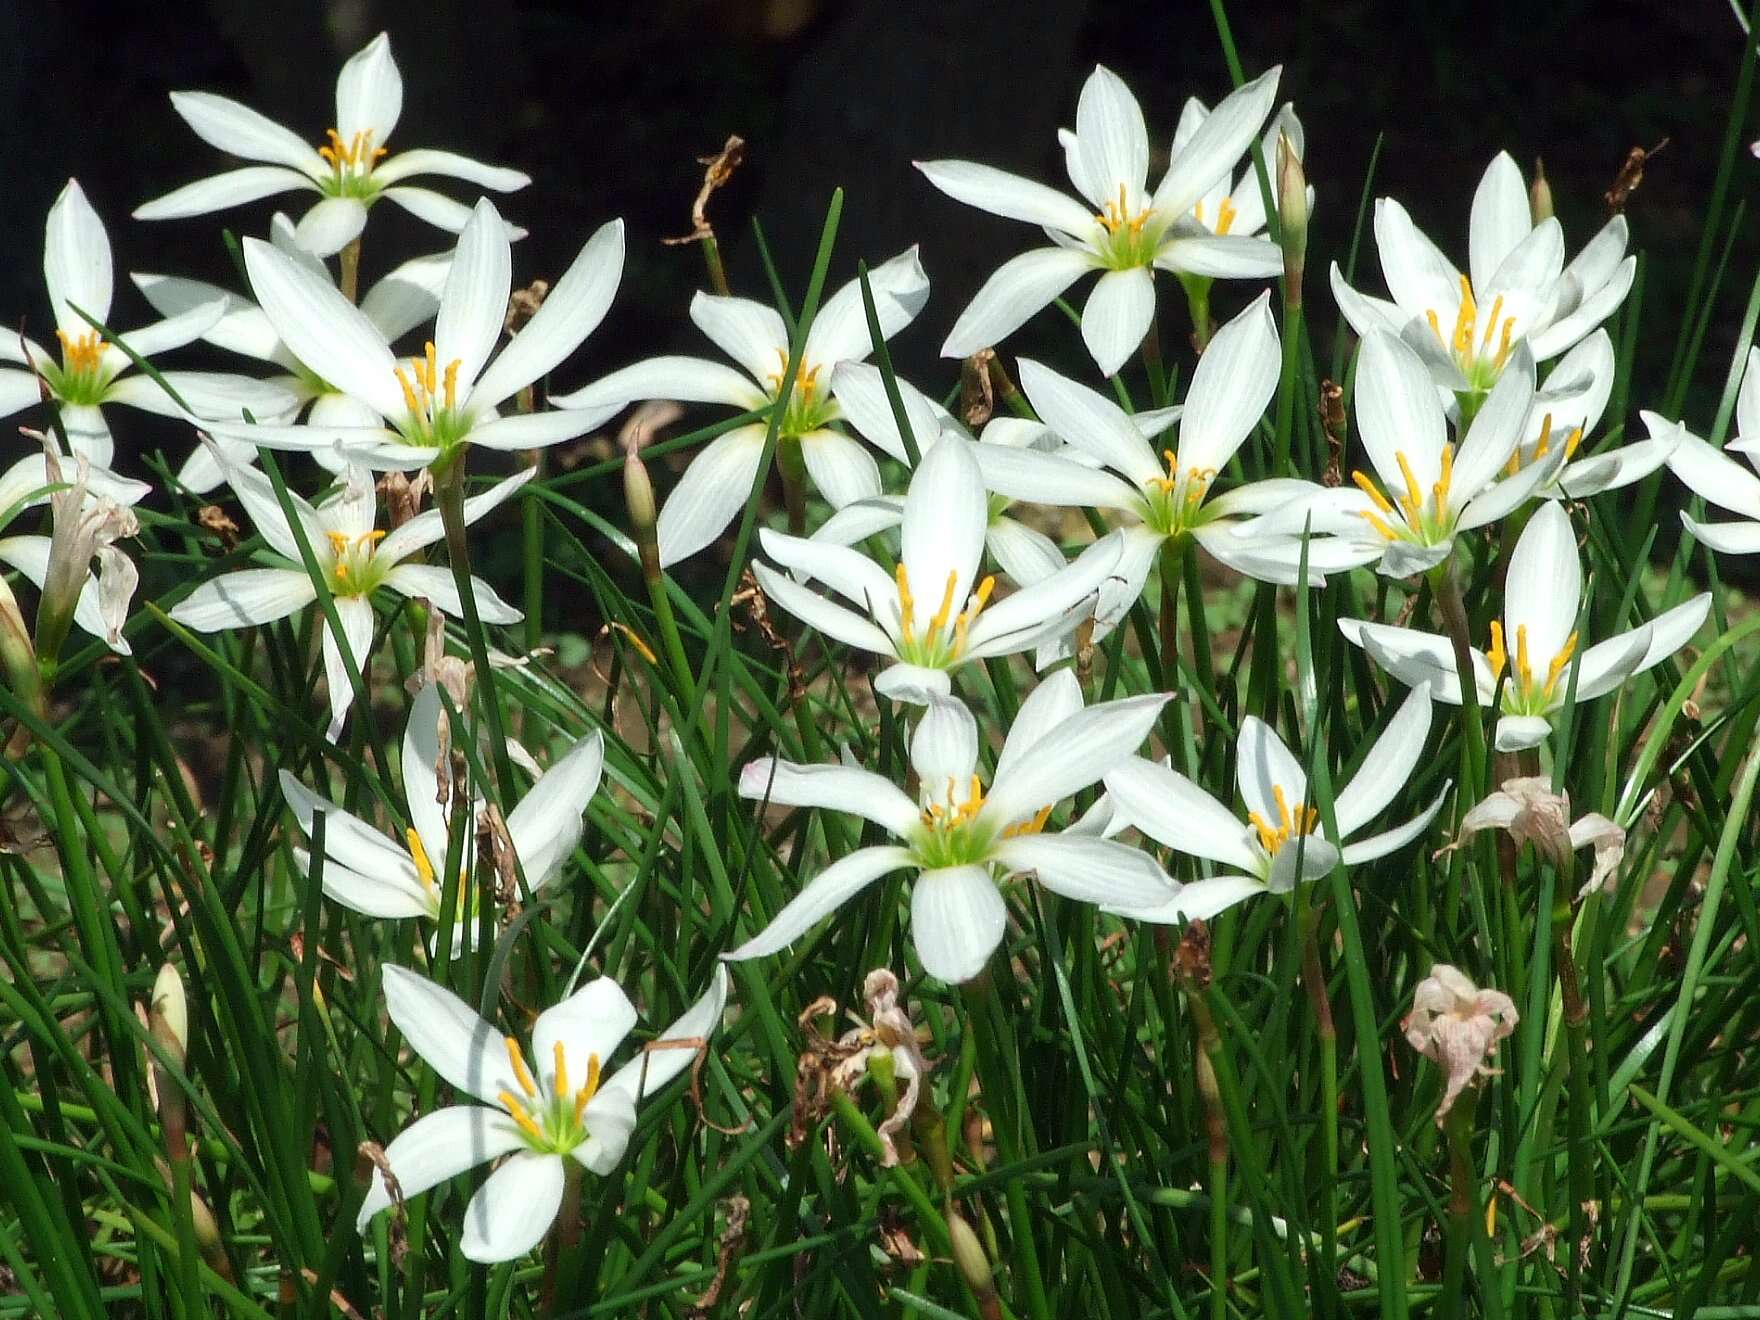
[1402,964,1518,1124]
[1451,777,1625,899]
[1668,346,1760,555]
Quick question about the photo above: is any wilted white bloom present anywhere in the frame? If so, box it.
[279,681,603,948]
[200,199,623,472]
[1104,685,1447,921]
[0,180,293,465]
[1451,776,1625,899]
[727,672,1174,983]
[133,212,451,492]
[169,455,529,737]
[1668,347,1760,554]
[1402,964,1518,1124]
[1340,501,1711,751]
[918,65,1283,375]
[1332,152,1634,401]
[754,436,1127,702]
[551,250,928,567]
[357,963,728,1263]
[135,33,530,256]
[828,969,930,1167]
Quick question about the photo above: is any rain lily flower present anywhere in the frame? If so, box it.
[135,33,530,256]
[1102,684,1447,922]
[1450,777,1625,900]
[0,443,147,657]
[201,199,624,472]
[1339,500,1712,751]
[727,672,1173,982]
[278,680,604,948]
[550,249,929,567]
[751,434,1129,702]
[133,212,451,492]
[918,64,1283,375]
[1668,347,1760,554]
[1243,329,1546,578]
[1402,964,1518,1124]
[1014,296,1356,632]
[0,180,294,466]
[356,962,729,1263]
[168,454,529,737]
[1331,152,1634,402]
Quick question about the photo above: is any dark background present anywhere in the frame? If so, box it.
[1,0,1753,527]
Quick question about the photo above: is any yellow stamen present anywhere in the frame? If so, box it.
[505,1037,538,1098]
[1564,427,1583,459]
[1487,621,1507,682]
[1357,509,1399,541]
[1542,631,1579,700]
[1480,295,1505,351]
[894,564,916,644]
[1515,623,1532,689]
[1352,470,1395,516]
[54,329,106,374]
[443,358,460,410]
[1433,442,1455,512]
[952,574,995,656]
[1451,275,1478,358]
[1394,450,1424,519]
[1532,414,1555,460]
[406,827,437,892]
[925,570,959,637]
[1494,317,1516,367]
[423,342,438,397]
[326,530,350,558]
[394,365,420,414]
[1214,197,1237,236]
[553,1041,568,1101]
[1426,308,1443,341]
[573,1053,603,1122]
[1003,804,1054,838]
[498,1091,545,1144]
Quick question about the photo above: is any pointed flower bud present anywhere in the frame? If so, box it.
[948,1211,997,1302]
[1530,157,1554,223]
[1402,964,1517,1125]
[1276,130,1308,300]
[0,576,39,723]
[624,449,661,582]
[151,963,189,1064]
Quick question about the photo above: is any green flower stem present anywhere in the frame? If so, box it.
[436,455,518,800]
[1180,970,1230,1320]
[777,434,808,536]
[1551,851,1593,1310]
[1428,559,1487,802]
[540,1159,585,1318]
[1297,894,1339,1288]
[1439,1090,1480,1320]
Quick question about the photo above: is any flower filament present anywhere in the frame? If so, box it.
[891,565,995,669]
[325,528,387,593]
[1505,413,1584,478]
[1424,275,1517,389]
[406,826,475,918]
[393,341,470,449]
[1486,620,1579,713]
[1352,444,1455,546]
[1143,449,1217,535]
[51,329,110,403]
[1248,784,1320,857]
[496,1037,603,1154]
[317,128,387,196]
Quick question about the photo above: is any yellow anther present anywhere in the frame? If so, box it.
[326,530,351,558]
[553,1041,568,1101]
[894,564,916,644]
[505,1036,538,1098]
[1487,621,1507,682]
[925,570,960,637]
[573,1053,603,1122]
[1003,804,1054,839]
[1451,276,1478,357]
[362,529,387,545]
[1480,295,1505,351]
[1394,450,1424,519]
[406,827,437,892]
[423,342,438,396]
[1494,318,1515,367]
[443,358,460,410]
[1515,623,1532,689]
[318,128,384,170]
[952,574,995,657]
[764,347,822,402]
[1433,442,1455,511]
[1351,470,1395,516]
[1214,197,1238,236]
[1357,509,1399,541]
[1564,427,1583,459]
[1533,414,1555,460]
[394,365,420,413]
[1542,631,1579,700]
[1426,309,1443,341]
[54,328,106,374]
[497,1091,545,1144]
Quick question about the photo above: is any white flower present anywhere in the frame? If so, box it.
[278,681,603,948]
[1402,964,1517,1124]
[1331,152,1634,400]
[0,443,147,655]
[1244,329,1548,578]
[1339,500,1712,751]
[751,436,1128,703]
[727,671,1174,982]
[1013,295,1358,631]
[200,199,624,471]
[168,454,529,737]
[135,33,530,256]
[1668,346,1760,554]
[1452,777,1625,900]
[918,64,1283,375]
[550,250,929,567]
[356,963,729,1263]
[133,212,451,493]
[1102,684,1447,922]
[0,180,294,466]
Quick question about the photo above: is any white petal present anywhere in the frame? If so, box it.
[360,252,452,341]
[1356,331,1446,494]
[1264,835,1340,891]
[915,160,1094,235]
[655,424,767,568]
[800,428,881,508]
[1452,345,1536,502]
[828,361,951,463]
[435,200,512,399]
[382,563,522,624]
[985,517,1069,585]
[751,561,896,654]
[1179,291,1278,472]
[167,90,323,174]
[941,248,1095,360]
[1338,618,1482,704]
[1493,714,1554,753]
[602,964,729,1103]
[738,756,919,836]
[336,32,403,146]
[45,180,113,340]
[1373,198,1462,324]
[1503,500,1579,672]
[301,849,432,918]
[689,293,788,383]
[373,148,529,191]
[967,529,1130,656]
[243,236,402,417]
[872,663,954,704]
[398,682,453,874]
[1339,781,1450,865]
[215,453,321,563]
[723,845,913,961]
[1152,67,1280,217]
[1015,358,1159,486]
[356,1105,522,1232]
[280,769,413,878]
[900,436,987,622]
[804,247,930,371]
[321,594,376,740]
[462,409,607,453]
[911,695,980,788]
[378,467,533,565]
[1329,264,1409,339]
[381,964,518,1100]
[1468,153,1533,295]
[992,833,1173,907]
[1081,268,1157,377]
[131,272,281,363]
[532,978,638,1094]
[1739,347,1760,444]
[982,693,1166,830]
[1114,875,1267,923]
[1667,429,1760,520]
[168,569,314,631]
[505,732,604,891]
[1333,684,1434,838]
[1152,234,1282,279]
[461,1153,564,1264]
[0,369,43,418]
[1236,716,1308,823]
[552,355,765,413]
[293,197,369,258]
[994,669,1084,784]
[758,526,898,614]
[59,404,113,466]
[1074,65,1151,201]
[910,865,1006,983]
[379,186,494,236]
[1682,511,1760,554]
[471,219,624,412]
[135,167,310,221]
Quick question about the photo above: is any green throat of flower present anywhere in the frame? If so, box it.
[327,528,388,597]
[1352,444,1456,548]
[766,351,836,437]
[498,1036,602,1156]
[317,127,385,200]
[1141,448,1217,537]
[1487,620,1578,716]
[906,774,1050,870]
[1248,784,1319,858]
[49,330,113,405]
[393,342,473,451]
[1092,184,1167,270]
[891,564,994,670]
[1427,274,1518,393]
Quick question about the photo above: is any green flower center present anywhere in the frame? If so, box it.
[316,128,385,201]
[1488,621,1579,716]
[891,564,995,670]
[1350,445,1458,548]
[1427,273,1518,394]
[1140,448,1217,537]
[327,529,388,597]
[392,342,473,451]
[765,351,837,437]
[49,330,113,405]
[1092,184,1168,270]
[497,1037,601,1156]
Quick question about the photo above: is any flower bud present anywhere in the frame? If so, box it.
[1276,131,1308,301]
[0,577,40,724]
[150,963,188,1065]
[1529,157,1554,223]
[948,1211,996,1301]
[624,450,662,582]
